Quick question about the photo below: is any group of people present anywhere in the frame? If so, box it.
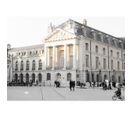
[7,79,42,87]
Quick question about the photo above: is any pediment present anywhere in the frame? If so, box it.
[45,28,78,42]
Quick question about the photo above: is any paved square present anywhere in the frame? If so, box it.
[7,86,125,101]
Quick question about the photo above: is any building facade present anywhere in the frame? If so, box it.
[7,19,125,86]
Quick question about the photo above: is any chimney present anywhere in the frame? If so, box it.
[83,19,87,25]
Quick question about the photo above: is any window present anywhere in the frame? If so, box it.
[30,51,32,55]
[111,60,113,70]
[85,43,88,50]
[103,58,106,69]
[86,55,89,67]
[20,61,23,71]
[32,60,36,70]
[15,61,18,71]
[117,61,120,70]
[96,57,99,69]
[36,50,38,54]
[110,50,113,57]
[103,36,109,43]
[42,50,44,54]
[103,48,106,55]
[117,52,119,58]
[96,33,102,41]
[26,60,29,70]
[38,59,42,70]
[95,45,98,53]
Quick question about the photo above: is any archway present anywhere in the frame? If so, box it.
[38,73,42,83]
[14,73,18,82]
[96,74,99,82]
[104,75,107,81]
[56,73,61,80]
[26,73,29,83]
[20,73,23,83]
[47,73,51,80]
[32,73,35,83]
[92,73,94,82]
[67,73,71,81]
[118,76,121,83]
[86,71,90,82]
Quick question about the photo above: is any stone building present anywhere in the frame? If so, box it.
[7,19,125,86]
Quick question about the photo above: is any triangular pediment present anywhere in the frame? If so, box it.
[45,28,78,42]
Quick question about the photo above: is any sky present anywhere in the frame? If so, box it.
[7,17,125,48]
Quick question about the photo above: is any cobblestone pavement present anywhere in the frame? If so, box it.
[7,86,125,101]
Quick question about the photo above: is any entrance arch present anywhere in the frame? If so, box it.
[67,73,71,81]
[104,74,107,80]
[26,73,29,83]
[92,73,94,82]
[32,73,35,83]
[118,76,121,83]
[14,73,18,82]
[38,73,42,83]
[96,74,99,82]
[86,71,90,82]
[20,73,23,83]
[47,73,51,80]
[56,73,61,80]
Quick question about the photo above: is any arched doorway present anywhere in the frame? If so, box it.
[38,73,42,83]
[47,73,51,80]
[86,71,90,82]
[118,76,121,83]
[20,73,23,83]
[67,73,71,81]
[104,75,107,81]
[14,73,18,82]
[92,73,94,82]
[32,73,35,83]
[26,73,29,83]
[56,73,61,80]
[96,74,99,82]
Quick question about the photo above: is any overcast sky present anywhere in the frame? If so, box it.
[7,17,125,48]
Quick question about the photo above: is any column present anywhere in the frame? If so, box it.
[44,46,47,70]
[55,46,58,67]
[73,44,76,69]
[47,47,50,67]
[52,46,55,70]
[63,44,67,69]
[67,45,69,67]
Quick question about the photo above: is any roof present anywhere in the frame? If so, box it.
[10,44,44,52]
[54,19,125,49]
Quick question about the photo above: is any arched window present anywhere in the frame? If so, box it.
[47,73,51,80]
[32,73,35,83]
[32,60,36,70]
[14,73,18,82]
[20,73,23,83]
[117,61,120,70]
[15,61,18,71]
[26,60,29,70]
[67,73,71,81]
[95,45,98,53]
[38,73,42,83]
[110,50,113,56]
[20,61,23,70]
[38,59,42,70]
[26,73,29,83]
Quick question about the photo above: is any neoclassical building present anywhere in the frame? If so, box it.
[7,19,125,86]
